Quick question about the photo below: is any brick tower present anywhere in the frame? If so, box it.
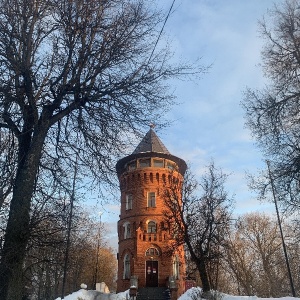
[116,128,187,296]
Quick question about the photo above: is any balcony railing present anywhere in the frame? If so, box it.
[138,232,167,242]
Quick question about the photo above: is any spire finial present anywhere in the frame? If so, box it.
[149,123,155,129]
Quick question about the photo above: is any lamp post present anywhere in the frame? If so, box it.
[94,211,103,290]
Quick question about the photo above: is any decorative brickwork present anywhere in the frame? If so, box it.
[116,129,187,296]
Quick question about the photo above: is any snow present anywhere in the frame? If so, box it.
[55,289,129,300]
[55,287,300,300]
[178,288,300,300]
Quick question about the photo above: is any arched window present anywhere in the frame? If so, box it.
[123,222,131,239]
[123,254,130,279]
[173,255,180,279]
[145,247,160,256]
[147,221,156,233]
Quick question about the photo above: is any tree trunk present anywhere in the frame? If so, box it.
[0,125,49,300]
[197,259,211,293]
[185,238,211,293]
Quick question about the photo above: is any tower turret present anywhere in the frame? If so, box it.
[116,128,187,296]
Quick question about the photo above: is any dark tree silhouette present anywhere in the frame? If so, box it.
[163,163,233,293]
[242,0,300,211]
[0,0,201,299]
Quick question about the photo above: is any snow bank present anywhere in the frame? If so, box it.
[178,287,300,300]
[55,289,129,300]
[178,287,202,300]
[223,294,300,300]
[56,287,300,300]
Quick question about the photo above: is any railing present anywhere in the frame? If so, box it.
[139,232,167,242]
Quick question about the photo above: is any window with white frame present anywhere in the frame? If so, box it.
[123,254,131,279]
[167,161,176,170]
[123,222,131,239]
[139,158,151,167]
[126,194,133,210]
[147,192,156,207]
[153,159,164,167]
[173,255,180,279]
[147,221,156,233]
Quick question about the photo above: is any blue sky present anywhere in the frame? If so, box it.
[159,0,275,212]
[94,0,281,248]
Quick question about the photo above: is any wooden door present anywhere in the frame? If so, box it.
[146,260,158,287]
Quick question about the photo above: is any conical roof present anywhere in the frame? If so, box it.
[132,128,170,155]
[116,128,187,176]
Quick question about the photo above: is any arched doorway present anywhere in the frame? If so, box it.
[145,247,160,287]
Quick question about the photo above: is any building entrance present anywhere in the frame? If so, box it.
[146,260,158,287]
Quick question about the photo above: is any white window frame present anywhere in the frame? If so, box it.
[123,254,131,279]
[147,192,156,207]
[126,194,133,210]
[173,255,180,279]
[139,158,151,167]
[123,222,131,239]
[153,159,164,167]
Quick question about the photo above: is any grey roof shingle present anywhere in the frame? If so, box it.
[132,128,170,155]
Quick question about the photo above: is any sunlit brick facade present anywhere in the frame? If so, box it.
[116,128,187,296]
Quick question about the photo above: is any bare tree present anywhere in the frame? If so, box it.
[0,129,16,208]
[0,0,202,299]
[163,162,233,293]
[242,0,300,211]
[223,213,297,297]
[24,203,116,300]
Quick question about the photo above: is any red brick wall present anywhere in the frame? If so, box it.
[117,157,186,295]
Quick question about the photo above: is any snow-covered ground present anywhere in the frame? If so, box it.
[55,288,129,300]
[55,287,300,300]
[178,288,299,300]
